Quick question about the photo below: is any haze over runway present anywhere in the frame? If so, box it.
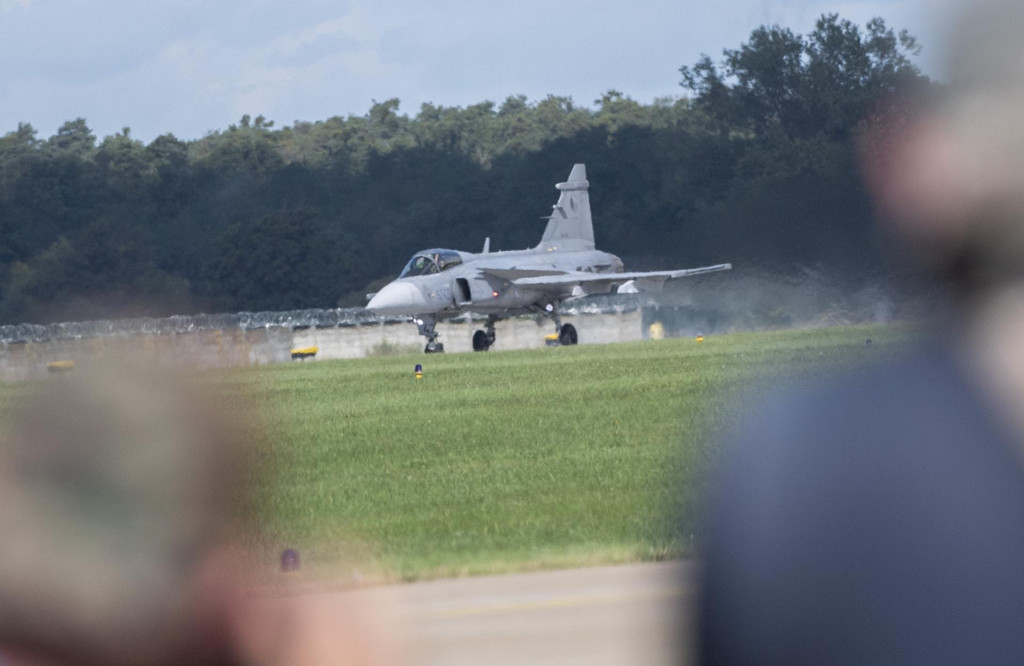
[1,0,948,143]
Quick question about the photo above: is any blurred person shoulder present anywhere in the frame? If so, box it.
[699,337,1024,664]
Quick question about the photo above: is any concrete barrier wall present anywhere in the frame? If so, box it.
[293,311,642,359]
[0,327,294,382]
[0,311,643,381]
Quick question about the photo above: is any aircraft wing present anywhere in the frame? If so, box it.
[482,268,567,281]
[509,263,732,292]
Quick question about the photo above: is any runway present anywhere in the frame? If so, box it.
[332,560,694,665]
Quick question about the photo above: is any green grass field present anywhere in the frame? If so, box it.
[208,323,912,582]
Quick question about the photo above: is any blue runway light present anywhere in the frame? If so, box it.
[281,549,300,573]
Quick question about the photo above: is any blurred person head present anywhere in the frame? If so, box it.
[862,0,1024,295]
[0,365,249,665]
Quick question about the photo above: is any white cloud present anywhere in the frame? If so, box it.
[265,3,411,58]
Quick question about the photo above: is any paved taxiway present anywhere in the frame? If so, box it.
[331,560,693,665]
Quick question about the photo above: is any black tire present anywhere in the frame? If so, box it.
[472,329,490,351]
[424,342,445,354]
[558,323,578,346]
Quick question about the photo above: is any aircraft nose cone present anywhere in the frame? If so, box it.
[366,281,429,315]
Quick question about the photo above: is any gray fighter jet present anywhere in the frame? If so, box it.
[366,164,731,353]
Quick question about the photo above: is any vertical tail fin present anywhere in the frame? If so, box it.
[537,163,595,251]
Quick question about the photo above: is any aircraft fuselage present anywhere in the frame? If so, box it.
[367,247,624,318]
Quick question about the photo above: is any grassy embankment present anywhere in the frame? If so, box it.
[211,323,913,582]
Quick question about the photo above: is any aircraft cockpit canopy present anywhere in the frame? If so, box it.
[399,249,463,278]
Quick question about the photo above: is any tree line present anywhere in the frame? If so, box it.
[0,14,927,325]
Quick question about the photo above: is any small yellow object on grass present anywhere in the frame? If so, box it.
[544,333,560,346]
[46,360,75,373]
[290,346,318,360]
[696,335,705,343]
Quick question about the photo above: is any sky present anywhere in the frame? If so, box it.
[0,0,952,143]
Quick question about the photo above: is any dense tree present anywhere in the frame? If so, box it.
[0,217,189,323]
[202,209,356,312]
[681,14,923,141]
[0,14,928,325]
[678,14,927,272]
[47,118,96,158]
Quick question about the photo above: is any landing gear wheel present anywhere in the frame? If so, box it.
[425,341,445,354]
[472,329,491,351]
[558,323,578,346]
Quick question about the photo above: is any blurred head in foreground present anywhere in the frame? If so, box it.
[863,0,1024,296]
[699,2,1024,663]
[0,367,400,666]
[0,367,247,665]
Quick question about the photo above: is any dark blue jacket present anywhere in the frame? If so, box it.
[699,344,1024,664]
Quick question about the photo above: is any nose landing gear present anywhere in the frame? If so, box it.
[416,316,445,353]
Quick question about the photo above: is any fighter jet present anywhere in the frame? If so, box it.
[366,164,731,353]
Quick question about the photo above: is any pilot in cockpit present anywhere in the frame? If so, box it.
[400,250,463,278]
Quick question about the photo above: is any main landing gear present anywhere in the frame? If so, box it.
[558,322,578,346]
[536,303,578,347]
[418,308,577,354]
[416,316,444,354]
[472,315,498,352]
